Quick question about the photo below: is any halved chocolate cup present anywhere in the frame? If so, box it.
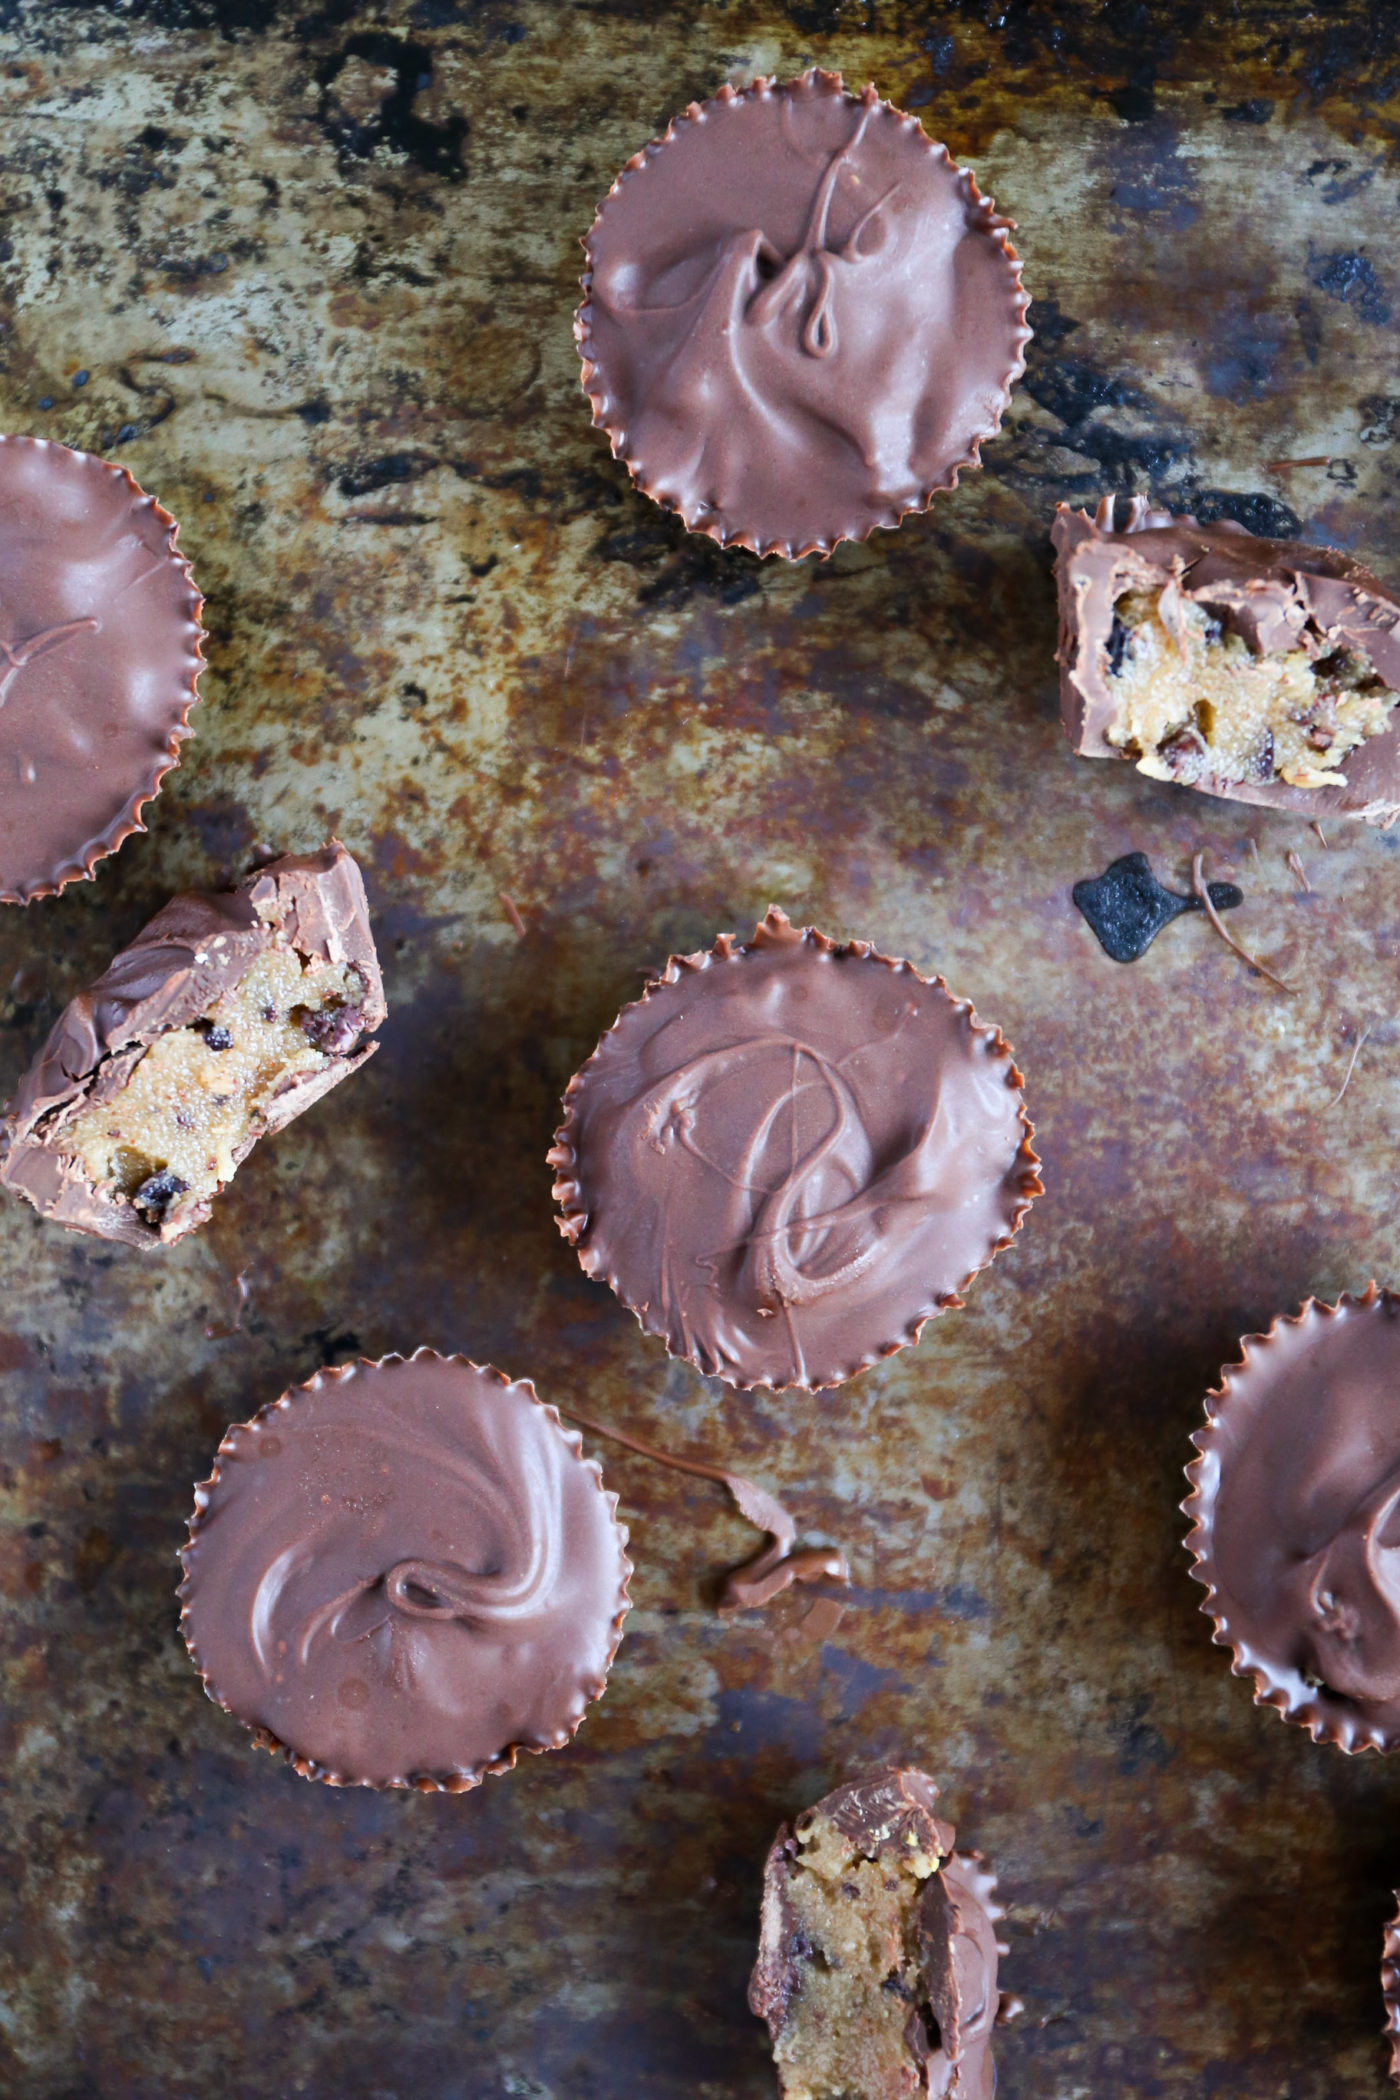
[577,68,1031,560]
[550,907,1041,1392]
[179,1351,632,1791]
[0,434,204,904]
[1184,1286,1400,1752]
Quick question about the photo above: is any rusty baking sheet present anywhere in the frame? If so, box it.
[3,2,1400,2093]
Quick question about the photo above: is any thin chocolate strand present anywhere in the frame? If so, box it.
[1328,1026,1371,1108]
[558,1404,849,1613]
[1190,852,1295,994]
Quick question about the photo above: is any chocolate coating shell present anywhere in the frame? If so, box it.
[0,841,385,1247]
[578,69,1031,559]
[1185,1286,1400,1752]
[1383,1894,1400,2085]
[550,908,1040,1392]
[0,434,203,903]
[1053,495,1400,822]
[179,1353,632,1791]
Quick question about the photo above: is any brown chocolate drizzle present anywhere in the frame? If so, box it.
[559,1403,849,1613]
[1328,1026,1371,1108]
[1189,852,1295,994]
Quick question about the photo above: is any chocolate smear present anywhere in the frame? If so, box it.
[1072,850,1243,962]
[560,1403,849,1613]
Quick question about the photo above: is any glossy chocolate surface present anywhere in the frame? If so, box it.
[750,1766,1007,2098]
[180,1353,631,1789]
[1186,1289,1400,1752]
[552,908,1039,1391]
[1054,496,1400,821]
[0,435,202,904]
[579,69,1030,558]
[0,843,384,1246]
[1072,851,1243,962]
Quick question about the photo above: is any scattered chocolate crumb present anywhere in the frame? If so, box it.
[1072,851,1243,963]
[498,890,527,938]
[1190,851,1295,993]
[1312,821,1330,848]
[1286,850,1312,894]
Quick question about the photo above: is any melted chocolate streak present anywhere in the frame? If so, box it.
[0,616,101,705]
[1073,851,1243,963]
[631,1024,938,1388]
[560,1404,850,1614]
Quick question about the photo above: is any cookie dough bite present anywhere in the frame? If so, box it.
[749,1766,1014,2099]
[578,68,1031,559]
[550,908,1040,1392]
[1054,496,1400,822]
[1185,1286,1400,1751]
[0,433,203,904]
[0,842,384,1246]
[179,1353,632,1790]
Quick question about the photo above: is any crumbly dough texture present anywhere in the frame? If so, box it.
[58,948,365,1231]
[772,1805,945,2100]
[1105,586,1394,790]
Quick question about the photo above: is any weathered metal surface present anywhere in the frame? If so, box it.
[2,1,1400,2092]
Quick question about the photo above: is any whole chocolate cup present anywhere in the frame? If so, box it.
[1054,495,1400,823]
[577,68,1031,560]
[0,841,385,1248]
[549,907,1041,1392]
[1384,1894,1400,2084]
[179,1352,633,1791]
[1184,1286,1400,1752]
[0,434,204,904]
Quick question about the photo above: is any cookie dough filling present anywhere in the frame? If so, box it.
[770,1802,946,2098]
[58,950,367,1231]
[1104,586,1394,790]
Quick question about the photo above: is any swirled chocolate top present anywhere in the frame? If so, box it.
[1185,1288,1400,1752]
[0,435,203,903]
[577,69,1031,559]
[749,1767,1011,2099]
[0,842,385,1247]
[179,1354,632,1790]
[1054,496,1400,822]
[550,908,1040,1392]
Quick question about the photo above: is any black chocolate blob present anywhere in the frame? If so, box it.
[1073,852,1244,963]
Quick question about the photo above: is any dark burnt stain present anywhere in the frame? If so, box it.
[1189,488,1304,536]
[1307,248,1392,325]
[313,34,467,180]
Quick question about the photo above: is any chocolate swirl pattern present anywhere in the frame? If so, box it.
[180,1354,631,1790]
[577,69,1031,559]
[1185,1287,1400,1752]
[552,909,1040,1392]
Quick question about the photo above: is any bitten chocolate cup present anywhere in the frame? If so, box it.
[1184,1286,1400,1752]
[549,907,1041,1393]
[1384,1894,1400,2085]
[1054,495,1400,823]
[577,68,1031,560]
[0,434,204,904]
[179,1352,633,1791]
[749,1766,1014,2098]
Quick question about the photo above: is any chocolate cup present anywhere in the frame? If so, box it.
[0,434,204,904]
[178,1352,633,1792]
[0,841,386,1247]
[549,907,1041,1393]
[577,68,1031,561]
[1384,1894,1400,2084]
[1184,1286,1400,1753]
[1054,495,1400,824]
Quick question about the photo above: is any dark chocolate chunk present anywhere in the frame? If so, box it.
[298,1002,365,1055]
[132,1169,188,1223]
[1072,851,1244,963]
[200,1023,234,1051]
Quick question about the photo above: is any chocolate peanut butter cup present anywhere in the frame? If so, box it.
[749,1766,1014,2099]
[1055,496,1400,822]
[549,908,1040,1392]
[179,1352,632,1791]
[0,841,385,1247]
[0,434,203,903]
[577,69,1031,559]
[1184,1287,1400,1752]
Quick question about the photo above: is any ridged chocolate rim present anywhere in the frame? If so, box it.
[548,906,1043,1393]
[0,434,205,907]
[177,1350,633,1792]
[574,68,1032,562]
[1383,1891,1400,2083]
[1182,1285,1400,1754]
